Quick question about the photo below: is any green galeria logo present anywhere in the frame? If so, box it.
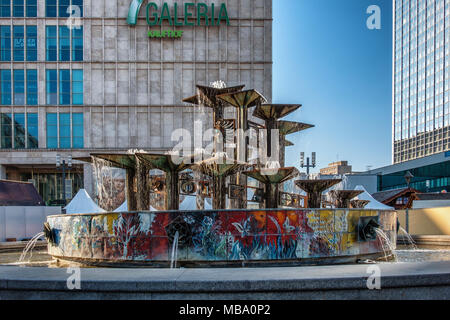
[127,0,145,25]
[127,1,230,38]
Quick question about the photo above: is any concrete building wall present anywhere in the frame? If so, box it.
[0,206,61,241]
[398,207,450,236]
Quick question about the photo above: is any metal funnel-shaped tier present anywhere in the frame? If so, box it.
[244,167,299,208]
[217,89,267,111]
[253,104,302,121]
[284,139,294,147]
[295,179,342,209]
[182,84,245,109]
[135,153,195,211]
[329,190,365,209]
[278,120,314,136]
[350,199,371,209]
[194,154,249,210]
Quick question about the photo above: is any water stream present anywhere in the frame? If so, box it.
[398,227,418,250]
[19,232,45,263]
[375,228,398,262]
[170,231,180,269]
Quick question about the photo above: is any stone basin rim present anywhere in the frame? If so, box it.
[48,208,396,218]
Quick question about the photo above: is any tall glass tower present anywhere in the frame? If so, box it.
[393,0,450,163]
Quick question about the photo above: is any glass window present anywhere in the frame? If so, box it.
[0,70,11,105]
[13,69,25,105]
[46,69,57,105]
[46,113,58,148]
[72,113,83,148]
[26,26,37,61]
[59,0,70,18]
[26,0,37,17]
[59,26,70,61]
[13,113,25,149]
[59,69,70,105]
[27,113,38,148]
[72,27,83,61]
[26,69,37,105]
[46,26,57,61]
[46,0,57,17]
[0,26,11,61]
[59,113,70,148]
[13,26,24,62]
[0,0,10,17]
[13,0,24,17]
[72,69,83,105]
[1,113,12,148]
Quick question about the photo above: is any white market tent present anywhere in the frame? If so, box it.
[354,185,394,210]
[180,196,212,210]
[114,201,158,212]
[64,189,106,214]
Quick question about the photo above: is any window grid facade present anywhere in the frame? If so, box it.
[394,0,450,163]
[0,112,38,149]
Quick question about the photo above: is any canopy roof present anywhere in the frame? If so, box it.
[354,185,394,210]
[180,196,212,210]
[65,189,105,214]
[0,180,44,206]
[114,201,158,212]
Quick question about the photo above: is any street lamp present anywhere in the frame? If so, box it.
[404,171,414,233]
[56,155,73,206]
[300,152,317,175]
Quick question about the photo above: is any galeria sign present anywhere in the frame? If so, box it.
[127,1,230,39]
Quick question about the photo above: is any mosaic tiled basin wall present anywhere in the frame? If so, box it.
[47,209,397,267]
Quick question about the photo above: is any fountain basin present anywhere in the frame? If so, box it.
[46,209,397,267]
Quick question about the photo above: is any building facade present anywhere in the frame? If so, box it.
[319,161,353,175]
[393,0,450,164]
[0,0,273,205]
[365,151,450,193]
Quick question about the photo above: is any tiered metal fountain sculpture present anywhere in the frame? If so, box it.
[87,153,147,211]
[193,153,249,209]
[350,199,371,209]
[135,153,195,211]
[252,104,314,167]
[47,82,398,268]
[244,167,299,208]
[329,190,365,209]
[295,179,343,208]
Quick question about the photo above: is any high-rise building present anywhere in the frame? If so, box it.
[0,0,273,205]
[393,0,450,164]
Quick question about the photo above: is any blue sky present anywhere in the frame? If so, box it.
[273,0,393,172]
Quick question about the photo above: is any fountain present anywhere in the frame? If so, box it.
[243,167,299,208]
[43,83,398,267]
[193,153,249,209]
[135,153,195,211]
[350,199,371,209]
[295,179,342,208]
